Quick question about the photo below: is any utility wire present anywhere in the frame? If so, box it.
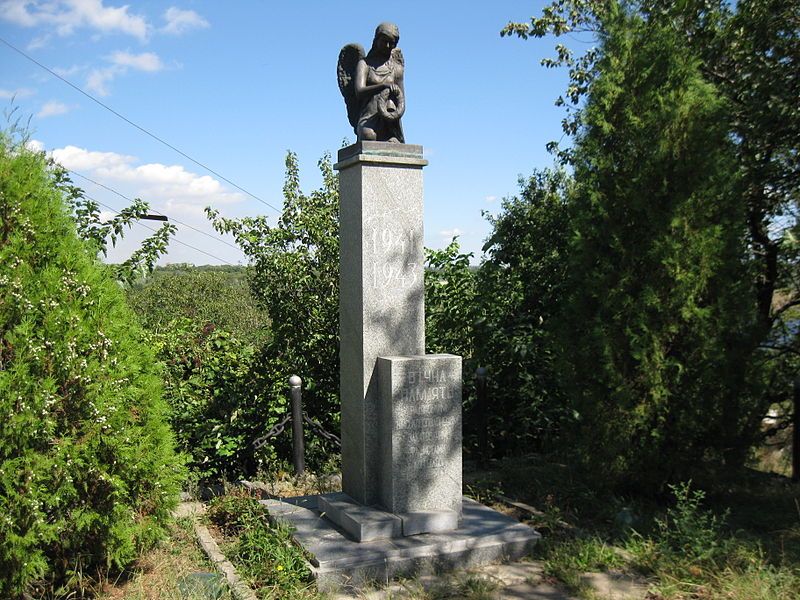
[0,35,282,215]
[69,168,241,252]
[86,194,235,266]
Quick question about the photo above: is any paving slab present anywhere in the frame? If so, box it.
[501,581,575,599]
[476,561,546,586]
[579,571,649,599]
[329,563,572,600]
[263,494,540,593]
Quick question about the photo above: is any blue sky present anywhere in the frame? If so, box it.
[1,1,571,265]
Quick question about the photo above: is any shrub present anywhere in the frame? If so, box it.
[626,481,739,586]
[208,153,341,470]
[127,265,270,348]
[148,317,279,481]
[0,133,184,597]
[475,168,573,454]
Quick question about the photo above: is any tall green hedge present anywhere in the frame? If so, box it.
[0,134,184,597]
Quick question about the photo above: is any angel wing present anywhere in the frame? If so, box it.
[391,47,404,68]
[337,43,365,131]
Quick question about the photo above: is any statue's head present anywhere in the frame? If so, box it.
[375,22,400,43]
[371,22,400,55]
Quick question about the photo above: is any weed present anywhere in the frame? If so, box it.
[402,573,499,600]
[655,482,730,564]
[539,536,626,590]
[253,460,342,498]
[464,481,504,505]
[206,489,319,599]
[703,564,800,600]
[206,489,267,536]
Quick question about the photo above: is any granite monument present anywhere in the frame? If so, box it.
[262,25,539,591]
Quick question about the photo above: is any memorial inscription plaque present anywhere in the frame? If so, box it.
[378,354,462,530]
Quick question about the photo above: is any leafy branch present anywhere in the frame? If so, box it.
[51,164,176,285]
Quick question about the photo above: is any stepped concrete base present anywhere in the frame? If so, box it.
[318,492,460,541]
[317,492,401,541]
[262,494,540,593]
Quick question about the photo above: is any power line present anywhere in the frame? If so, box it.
[85,194,236,266]
[68,168,242,252]
[0,35,282,215]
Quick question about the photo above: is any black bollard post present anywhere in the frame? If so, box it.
[793,377,800,483]
[289,375,305,476]
[476,367,488,467]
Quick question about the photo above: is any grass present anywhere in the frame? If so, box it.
[464,453,800,600]
[205,488,322,600]
[355,572,502,600]
[96,516,233,600]
[540,537,626,590]
[97,451,800,600]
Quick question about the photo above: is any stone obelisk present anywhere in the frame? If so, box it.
[337,141,427,505]
[321,141,461,540]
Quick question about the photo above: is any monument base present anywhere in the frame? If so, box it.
[318,492,459,541]
[263,494,540,593]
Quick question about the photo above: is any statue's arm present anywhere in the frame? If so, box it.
[354,60,390,97]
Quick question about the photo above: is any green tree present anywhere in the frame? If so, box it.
[713,0,800,436]
[425,238,478,360]
[506,0,800,316]
[476,168,573,454]
[422,172,573,456]
[0,133,184,596]
[149,318,264,480]
[208,152,341,467]
[127,266,272,480]
[505,1,766,487]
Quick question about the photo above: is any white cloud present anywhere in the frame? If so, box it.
[50,145,244,210]
[485,195,498,203]
[115,163,241,203]
[0,87,35,99]
[86,66,119,96]
[0,0,150,40]
[110,50,163,72]
[77,0,148,39]
[1,0,38,27]
[439,228,463,239]
[161,7,209,35]
[85,51,164,96]
[42,143,247,266]
[26,33,51,50]
[26,139,45,152]
[54,64,85,78]
[37,100,74,118]
[51,145,136,171]
[163,200,211,218]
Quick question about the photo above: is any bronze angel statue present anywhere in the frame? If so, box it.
[337,22,405,143]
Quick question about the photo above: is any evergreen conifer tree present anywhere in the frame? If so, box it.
[0,132,184,597]
[558,5,759,487]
